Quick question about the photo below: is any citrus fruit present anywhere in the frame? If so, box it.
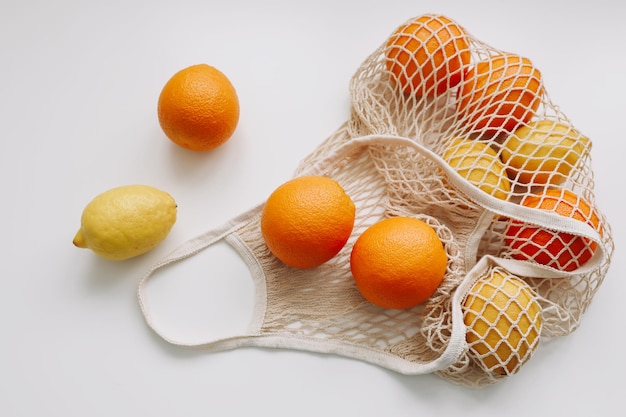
[73,185,177,260]
[504,189,601,271]
[260,176,356,269]
[501,119,590,186]
[157,64,240,151]
[385,14,471,96]
[442,137,511,200]
[463,268,542,375]
[457,53,543,135]
[350,217,447,309]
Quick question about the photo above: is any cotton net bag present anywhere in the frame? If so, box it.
[138,14,614,388]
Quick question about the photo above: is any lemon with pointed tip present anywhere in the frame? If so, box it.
[73,185,177,260]
[500,119,590,186]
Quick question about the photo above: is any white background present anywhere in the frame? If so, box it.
[2,1,624,415]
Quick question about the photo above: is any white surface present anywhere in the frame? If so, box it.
[2,1,624,415]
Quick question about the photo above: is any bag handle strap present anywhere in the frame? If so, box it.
[137,204,266,350]
[136,133,607,372]
[301,134,607,274]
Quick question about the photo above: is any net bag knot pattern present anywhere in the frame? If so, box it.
[138,14,614,388]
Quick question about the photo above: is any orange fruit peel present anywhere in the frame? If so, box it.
[385,14,471,96]
[505,189,601,271]
[457,54,544,135]
[350,216,448,309]
[261,176,356,269]
[158,64,240,152]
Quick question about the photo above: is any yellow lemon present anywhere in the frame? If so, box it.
[462,268,542,376]
[73,185,177,260]
[442,137,511,200]
[500,119,590,185]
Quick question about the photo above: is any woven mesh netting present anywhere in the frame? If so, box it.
[238,129,471,377]
[140,14,615,389]
[267,14,613,387]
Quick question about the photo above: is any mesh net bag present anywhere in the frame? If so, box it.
[138,14,614,388]
[294,14,614,385]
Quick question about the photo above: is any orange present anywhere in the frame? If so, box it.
[504,189,601,271]
[158,64,240,151]
[457,54,543,135]
[385,14,471,96]
[260,176,356,269]
[350,217,448,309]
